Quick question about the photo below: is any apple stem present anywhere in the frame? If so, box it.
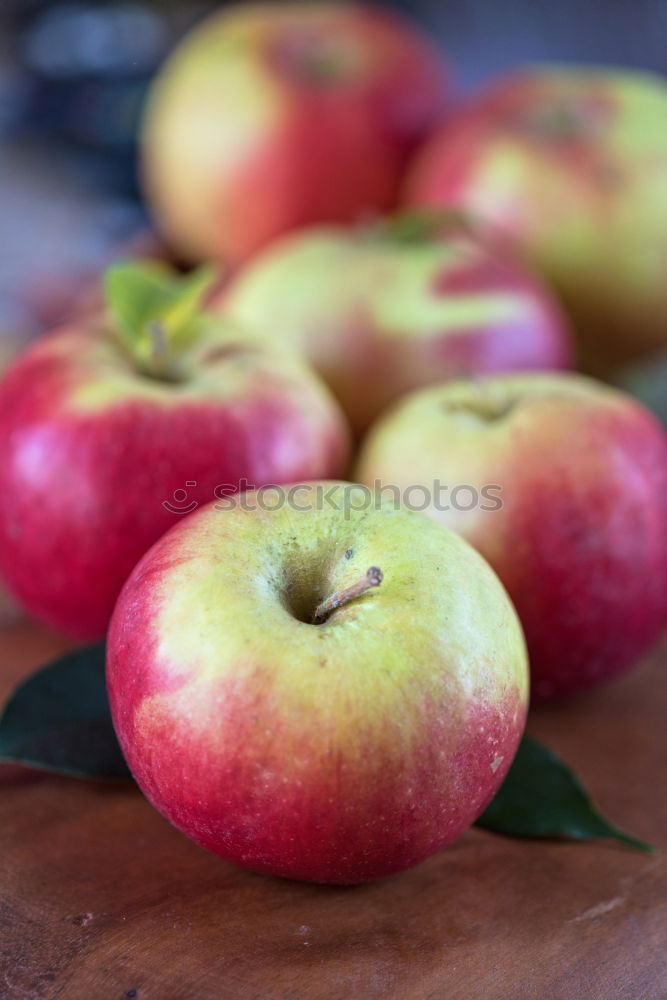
[147,320,170,379]
[312,567,383,625]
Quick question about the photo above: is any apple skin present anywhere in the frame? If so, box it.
[107,483,528,884]
[355,374,667,699]
[0,330,34,625]
[142,2,447,264]
[0,321,349,640]
[404,68,667,376]
[218,218,573,435]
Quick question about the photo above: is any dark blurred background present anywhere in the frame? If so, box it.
[1,0,665,340]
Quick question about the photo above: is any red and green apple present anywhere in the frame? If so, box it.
[0,264,349,639]
[218,213,573,435]
[404,68,667,375]
[142,2,448,264]
[355,373,667,699]
[107,483,528,884]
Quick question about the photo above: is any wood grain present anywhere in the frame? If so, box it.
[0,622,665,1000]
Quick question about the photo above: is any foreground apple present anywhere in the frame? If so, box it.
[355,374,667,699]
[219,213,572,434]
[107,483,528,883]
[0,265,349,640]
[142,2,447,264]
[404,68,667,375]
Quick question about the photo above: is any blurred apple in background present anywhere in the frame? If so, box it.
[218,212,573,435]
[355,373,667,699]
[108,483,528,884]
[404,68,667,377]
[0,264,349,640]
[142,2,448,264]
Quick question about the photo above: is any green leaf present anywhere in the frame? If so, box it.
[105,260,173,344]
[104,259,217,363]
[0,643,130,779]
[161,264,218,344]
[476,734,653,852]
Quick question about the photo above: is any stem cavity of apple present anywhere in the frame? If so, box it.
[312,566,383,625]
[442,380,517,422]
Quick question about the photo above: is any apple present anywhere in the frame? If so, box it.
[0,329,34,625]
[142,2,447,264]
[107,482,528,884]
[404,68,667,376]
[355,373,667,699]
[218,213,573,435]
[0,264,349,640]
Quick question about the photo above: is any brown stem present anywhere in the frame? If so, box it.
[312,567,383,625]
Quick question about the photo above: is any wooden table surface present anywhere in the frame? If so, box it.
[0,623,665,1000]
